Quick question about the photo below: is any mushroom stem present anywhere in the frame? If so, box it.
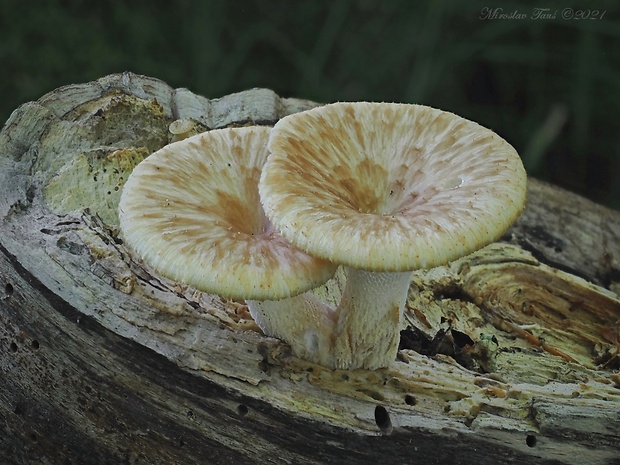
[332,268,413,370]
[249,269,413,370]
[246,295,336,364]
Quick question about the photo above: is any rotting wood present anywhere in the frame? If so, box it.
[1,72,619,465]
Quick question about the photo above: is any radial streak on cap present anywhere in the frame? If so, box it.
[118,126,335,302]
[260,102,527,369]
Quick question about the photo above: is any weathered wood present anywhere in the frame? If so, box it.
[1,72,619,465]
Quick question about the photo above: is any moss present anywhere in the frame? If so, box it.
[44,146,149,227]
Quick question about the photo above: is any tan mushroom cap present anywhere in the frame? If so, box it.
[260,102,527,272]
[118,126,336,300]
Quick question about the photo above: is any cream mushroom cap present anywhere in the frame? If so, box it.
[260,102,527,272]
[118,126,336,300]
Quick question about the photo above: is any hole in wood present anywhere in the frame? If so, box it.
[374,406,393,434]
[405,394,417,406]
[258,359,270,374]
[31,340,40,350]
[237,404,249,417]
[526,434,537,447]
[9,342,18,353]
[4,282,13,297]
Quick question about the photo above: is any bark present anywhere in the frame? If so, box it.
[0,72,619,465]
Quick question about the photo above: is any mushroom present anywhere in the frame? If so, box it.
[259,102,527,370]
[168,119,198,142]
[118,126,338,362]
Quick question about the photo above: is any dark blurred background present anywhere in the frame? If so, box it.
[1,0,619,209]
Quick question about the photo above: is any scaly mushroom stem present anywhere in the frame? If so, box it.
[249,269,413,369]
[332,268,413,370]
[246,295,336,364]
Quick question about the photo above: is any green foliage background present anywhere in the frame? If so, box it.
[1,0,619,209]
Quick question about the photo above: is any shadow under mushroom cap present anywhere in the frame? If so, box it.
[260,102,527,272]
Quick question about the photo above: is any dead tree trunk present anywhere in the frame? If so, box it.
[1,72,619,465]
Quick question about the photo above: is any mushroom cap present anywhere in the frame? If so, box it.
[260,102,527,272]
[118,126,336,300]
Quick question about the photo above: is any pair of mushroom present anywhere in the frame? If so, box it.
[119,102,527,370]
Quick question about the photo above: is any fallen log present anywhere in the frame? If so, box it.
[1,72,619,465]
